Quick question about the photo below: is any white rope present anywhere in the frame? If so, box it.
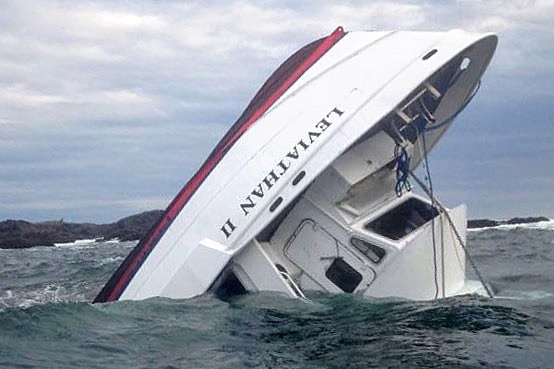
[409,171,494,298]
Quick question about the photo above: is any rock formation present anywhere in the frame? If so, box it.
[0,210,163,249]
[467,216,550,229]
[1,211,549,248]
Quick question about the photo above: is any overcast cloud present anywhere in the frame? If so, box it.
[1,0,553,222]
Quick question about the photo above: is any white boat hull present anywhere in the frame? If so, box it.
[95,27,497,303]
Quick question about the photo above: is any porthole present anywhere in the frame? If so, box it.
[422,49,437,60]
[269,197,283,212]
[292,171,306,186]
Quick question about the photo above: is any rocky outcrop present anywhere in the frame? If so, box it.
[1,211,549,248]
[467,216,550,229]
[102,210,164,242]
[0,210,163,249]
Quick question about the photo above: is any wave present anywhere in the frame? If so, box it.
[52,239,128,251]
[1,293,551,369]
[103,238,121,244]
[468,219,554,232]
[54,238,99,247]
[495,289,553,300]
[0,284,84,311]
[97,256,124,267]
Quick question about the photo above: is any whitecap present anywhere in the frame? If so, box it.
[468,219,554,232]
[54,238,98,247]
[0,284,74,310]
[495,289,553,300]
[97,256,124,266]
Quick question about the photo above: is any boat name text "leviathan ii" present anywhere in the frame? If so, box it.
[220,105,345,239]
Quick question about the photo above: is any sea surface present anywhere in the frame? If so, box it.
[1,221,553,369]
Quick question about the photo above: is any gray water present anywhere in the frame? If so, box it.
[1,222,553,369]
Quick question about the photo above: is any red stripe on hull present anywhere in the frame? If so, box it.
[94,26,346,303]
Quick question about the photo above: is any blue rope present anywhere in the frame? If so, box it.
[390,79,482,298]
[394,133,439,298]
[394,144,412,197]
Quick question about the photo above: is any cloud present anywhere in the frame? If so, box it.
[0,84,69,107]
[0,0,552,221]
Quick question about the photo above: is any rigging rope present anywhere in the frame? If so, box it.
[391,78,490,299]
[415,79,492,298]
[416,126,441,300]
[409,171,494,298]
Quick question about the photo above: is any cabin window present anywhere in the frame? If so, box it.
[350,238,386,264]
[325,258,362,293]
[365,198,438,240]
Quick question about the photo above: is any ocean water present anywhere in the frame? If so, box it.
[1,222,553,369]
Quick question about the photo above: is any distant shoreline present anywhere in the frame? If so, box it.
[0,211,550,249]
[0,210,163,249]
[466,216,550,230]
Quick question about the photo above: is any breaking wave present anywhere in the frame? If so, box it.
[54,238,99,247]
[468,219,554,232]
[0,228,552,369]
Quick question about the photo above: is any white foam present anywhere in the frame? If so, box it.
[468,219,554,232]
[495,289,553,300]
[54,238,98,247]
[0,284,79,310]
[97,256,124,266]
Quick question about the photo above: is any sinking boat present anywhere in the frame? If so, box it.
[94,27,497,303]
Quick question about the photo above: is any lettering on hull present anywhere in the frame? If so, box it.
[220,106,344,239]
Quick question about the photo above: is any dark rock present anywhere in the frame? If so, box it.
[503,216,549,225]
[0,210,163,249]
[467,219,499,229]
[467,216,550,229]
[103,210,164,242]
[2,211,548,247]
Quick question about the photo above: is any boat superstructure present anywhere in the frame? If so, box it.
[95,27,497,303]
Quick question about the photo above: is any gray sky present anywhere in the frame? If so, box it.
[1,0,553,222]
